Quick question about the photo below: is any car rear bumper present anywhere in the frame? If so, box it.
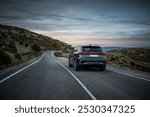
[78,60,107,66]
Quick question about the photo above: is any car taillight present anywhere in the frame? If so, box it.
[78,52,106,55]
[97,52,106,55]
[78,52,88,55]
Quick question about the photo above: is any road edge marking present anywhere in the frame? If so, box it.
[108,67,150,82]
[51,51,55,57]
[0,53,44,83]
[54,60,97,100]
[52,51,150,82]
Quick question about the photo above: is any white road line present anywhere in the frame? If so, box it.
[51,51,67,60]
[54,60,97,100]
[0,54,44,84]
[108,67,150,82]
[52,51,150,82]
[51,51,55,57]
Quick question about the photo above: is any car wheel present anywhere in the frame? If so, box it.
[68,58,73,67]
[99,65,106,71]
[74,60,79,71]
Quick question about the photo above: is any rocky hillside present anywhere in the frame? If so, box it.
[107,48,150,73]
[0,24,72,70]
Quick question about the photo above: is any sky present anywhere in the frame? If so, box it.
[0,0,150,46]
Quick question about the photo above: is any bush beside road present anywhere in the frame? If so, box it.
[54,48,150,73]
[107,48,150,73]
[0,24,71,70]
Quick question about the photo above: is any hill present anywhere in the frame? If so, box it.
[107,48,150,73]
[0,24,72,70]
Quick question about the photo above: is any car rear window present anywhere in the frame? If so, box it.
[82,46,103,52]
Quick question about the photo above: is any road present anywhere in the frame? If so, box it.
[0,51,150,100]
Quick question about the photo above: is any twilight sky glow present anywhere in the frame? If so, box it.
[0,0,150,46]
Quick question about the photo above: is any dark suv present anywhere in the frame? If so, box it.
[68,45,107,71]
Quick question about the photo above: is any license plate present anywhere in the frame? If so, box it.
[90,55,98,57]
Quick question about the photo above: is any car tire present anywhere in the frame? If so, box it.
[74,60,79,71]
[99,65,106,71]
[68,58,73,67]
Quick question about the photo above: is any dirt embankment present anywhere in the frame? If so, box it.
[0,24,72,70]
[107,48,150,73]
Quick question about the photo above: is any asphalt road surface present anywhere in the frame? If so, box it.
[0,51,150,100]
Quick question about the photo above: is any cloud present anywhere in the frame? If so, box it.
[0,0,150,46]
[0,16,23,20]
[45,14,92,21]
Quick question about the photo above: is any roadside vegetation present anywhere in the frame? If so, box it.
[54,49,73,58]
[55,47,150,73]
[0,24,72,70]
[107,48,150,73]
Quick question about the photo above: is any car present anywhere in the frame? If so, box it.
[68,45,107,71]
